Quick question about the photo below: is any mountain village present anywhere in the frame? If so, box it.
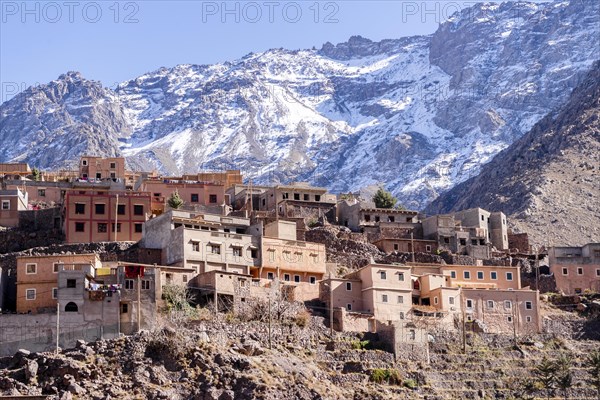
[1,157,598,363]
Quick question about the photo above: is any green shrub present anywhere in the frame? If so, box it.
[350,339,370,350]
[403,378,417,389]
[370,368,402,385]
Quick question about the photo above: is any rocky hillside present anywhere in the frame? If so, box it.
[1,309,598,400]
[424,61,600,246]
[1,1,599,209]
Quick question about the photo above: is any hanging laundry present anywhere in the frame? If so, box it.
[125,265,145,278]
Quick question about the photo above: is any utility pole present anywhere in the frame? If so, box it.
[461,293,466,354]
[268,296,272,349]
[137,274,141,332]
[329,272,334,339]
[56,302,60,354]
[114,194,119,242]
[411,230,415,263]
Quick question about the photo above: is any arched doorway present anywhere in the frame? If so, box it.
[65,302,78,312]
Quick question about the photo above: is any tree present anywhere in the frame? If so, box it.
[535,356,558,400]
[31,168,41,181]
[167,190,184,209]
[587,349,600,399]
[555,354,573,400]
[372,187,397,209]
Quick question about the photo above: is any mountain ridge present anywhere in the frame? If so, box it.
[1,0,598,209]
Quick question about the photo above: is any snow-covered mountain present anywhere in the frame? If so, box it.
[1,1,598,209]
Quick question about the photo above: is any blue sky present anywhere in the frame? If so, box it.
[0,0,545,102]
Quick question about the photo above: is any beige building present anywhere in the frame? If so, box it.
[5,181,70,207]
[258,221,327,302]
[0,189,28,227]
[549,243,600,294]
[16,254,102,314]
[79,156,126,181]
[139,179,228,210]
[0,162,31,179]
[336,200,418,232]
[258,182,336,212]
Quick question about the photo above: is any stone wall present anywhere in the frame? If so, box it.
[0,313,119,356]
[19,207,62,232]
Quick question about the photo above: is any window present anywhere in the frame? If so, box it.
[191,194,199,203]
[346,304,352,311]
[134,223,143,233]
[382,294,388,303]
[364,215,370,222]
[250,248,258,258]
[375,216,380,222]
[267,272,274,280]
[346,282,352,291]
[481,215,484,221]
[294,275,301,283]
[210,245,221,254]
[26,289,36,300]
[117,204,126,215]
[38,189,46,197]
[125,279,134,289]
[596,269,600,277]
[110,162,116,169]
[153,193,162,198]
[111,223,121,233]
[232,247,242,257]
[1,200,9,210]
[393,243,399,251]
[562,267,568,275]
[284,274,291,282]
[434,297,439,305]
[577,267,583,275]
[487,300,494,308]
[466,299,473,308]
[426,245,432,252]
[52,287,58,299]
[309,276,316,285]
[66,279,76,288]
[464,271,471,279]
[141,280,151,290]
[98,223,107,233]
[82,160,88,166]
[472,239,478,245]
[191,242,200,252]
[282,192,289,199]
[75,203,85,214]
[507,316,513,323]
[460,238,466,246]
[121,303,128,314]
[294,193,300,200]
[65,302,78,312]
[303,194,309,201]
[444,237,450,244]
[491,271,497,280]
[75,222,85,232]
[315,195,321,201]
[183,275,188,283]
[96,173,102,179]
[133,205,144,216]
[450,271,456,279]
[526,316,532,323]
[95,203,105,215]
[26,263,37,274]
[53,263,63,273]
[505,300,512,309]
[506,272,513,281]
[525,301,532,310]
[449,297,455,305]
[398,272,405,282]
[388,216,395,222]
[399,312,405,319]
[379,271,387,280]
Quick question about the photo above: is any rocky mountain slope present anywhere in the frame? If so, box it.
[1,1,598,208]
[424,61,600,246]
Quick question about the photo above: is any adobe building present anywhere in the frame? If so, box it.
[549,243,600,294]
[0,188,28,227]
[258,220,327,302]
[0,162,31,180]
[452,208,508,251]
[64,190,152,243]
[78,156,126,181]
[5,180,71,207]
[16,254,102,314]
[182,170,243,188]
[258,182,336,212]
[336,200,418,232]
[139,179,227,211]
[142,210,262,274]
